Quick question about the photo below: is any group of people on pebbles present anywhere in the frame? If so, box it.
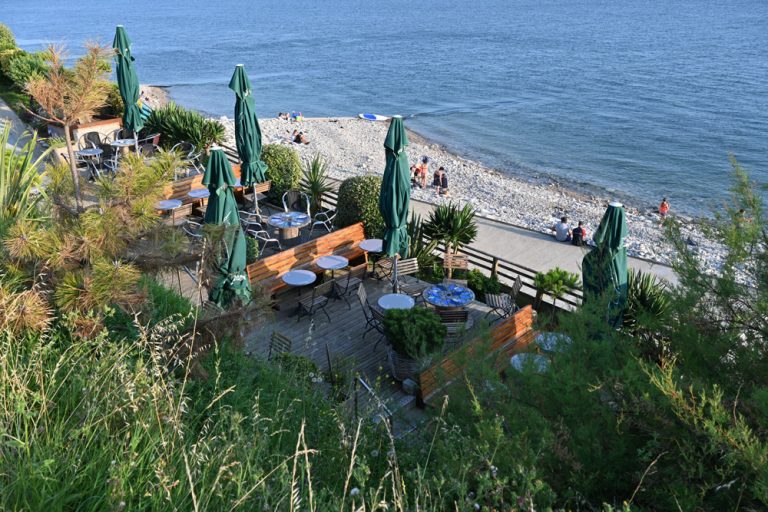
[215,115,724,272]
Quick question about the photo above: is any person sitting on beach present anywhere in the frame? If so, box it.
[659,197,670,225]
[551,216,572,242]
[410,165,419,188]
[278,112,289,120]
[440,169,449,196]
[571,221,587,246]
[294,131,310,145]
[418,156,429,188]
[433,167,442,193]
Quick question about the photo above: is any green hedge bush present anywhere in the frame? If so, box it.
[383,307,446,359]
[0,24,15,52]
[6,50,49,90]
[335,175,384,238]
[261,144,301,201]
[144,102,225,151]
[466,268,501,301]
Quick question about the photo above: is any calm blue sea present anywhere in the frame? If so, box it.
[3,0,767,215]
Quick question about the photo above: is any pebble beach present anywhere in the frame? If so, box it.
[217,116,724,271]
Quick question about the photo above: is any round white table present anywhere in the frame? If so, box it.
[268,212,311,242]
[155,199,183,225]
[378,293,415,310]
[76,148,103,158]
[281,269,317,287]
[316,255,348,273]
[510,353,550,373]
[111,138,136,148]
[535,332,573,354]
[188,189,210,200]
[359,238,383,253]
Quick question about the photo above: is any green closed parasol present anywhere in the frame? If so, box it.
[379,116,411,293]
[582,201,629,326]
[228,64,268,211]
[203,148,252,307]
[112,25,143,151]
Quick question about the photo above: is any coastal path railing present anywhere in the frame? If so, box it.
[219,143,581,309]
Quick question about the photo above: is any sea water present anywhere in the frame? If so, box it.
[3,0,767,215]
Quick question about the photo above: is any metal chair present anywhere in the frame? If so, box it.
[357,283,386,348]
[437,309,470,350]
[102,151,121,175]
[297,280,333,323]
[333,263,366,309]
[77,131,103,150]
[182,220,203,241]
[282,190,311,215]
[484,276,522,320]
[246,228,282,255]
[309,208,336,236]
[268,331,293,361]
[239,210,263,231]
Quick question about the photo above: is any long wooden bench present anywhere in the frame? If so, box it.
[418,305,536,405]
[245,222,367,296]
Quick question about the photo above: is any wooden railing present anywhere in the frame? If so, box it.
[219,144,581,308]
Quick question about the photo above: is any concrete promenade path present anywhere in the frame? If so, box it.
[409,198,678,285]
[0,97,29,148]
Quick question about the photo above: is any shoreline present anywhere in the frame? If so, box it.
[215,115,724,271]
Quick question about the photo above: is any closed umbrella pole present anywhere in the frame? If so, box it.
[112,25,144,154]
[228,64,268,213]
[378,115,411,294]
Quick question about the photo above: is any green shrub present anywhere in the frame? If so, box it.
[144,101,225,151]
[245,234,258,264]
[138,275,195,325]
[336,175,384,238]
[261,144,302,201]
[0,24,15,52]
[466,268,501,301]
[6,50,49,90]
[102,82,124,118]
[272,352,320,383]
[383,307,446,359]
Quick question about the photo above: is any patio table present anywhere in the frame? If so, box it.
[535,332,573,354]
[281,269,317,287]
[76,148,103,158]
[509,353,550,373]
[111,138,136,148]
[268,211,311,242]
[316,255,348,278]
[422,283,475,309]
[155,199,183,225]
[359,238,383,276]
[378,293,415,310]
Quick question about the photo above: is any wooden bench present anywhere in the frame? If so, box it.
[245,222,367,296]
[418,305,536,405]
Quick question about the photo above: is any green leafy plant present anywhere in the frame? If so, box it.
[300,153,332,216]
[0,23,15,52]
[466,268,501,302]
[261,143,302,202]
[144,101,225,151]
[424,202,478,254]
[273,352,320,384]
[5,50,49,90]
[335,175,384,238]
[533,267,580,311]
[245,234,259,264]
[102,82,124,118]
[383,307,446,359]
[407,212,438,272]
[0,124,51,235]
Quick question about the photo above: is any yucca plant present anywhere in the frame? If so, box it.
[0,123,51,235]
[406,212,438,274]
[300,154,332,216]
[424,202,478,277]
[623,269,671,361]
[144,102,225,151]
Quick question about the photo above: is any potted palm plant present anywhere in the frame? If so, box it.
[423,202,478,278]
[383,308,446,381]
[533,267,581,321]
[300,154,333,217]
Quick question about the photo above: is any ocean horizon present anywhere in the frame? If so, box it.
[3,0,767,216]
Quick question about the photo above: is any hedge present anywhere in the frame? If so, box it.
[261,144,302,202]
[335,175,384,238]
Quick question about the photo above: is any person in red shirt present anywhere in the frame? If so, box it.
[659,197,670,225]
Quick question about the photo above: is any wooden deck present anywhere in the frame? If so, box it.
[243,275,497,410]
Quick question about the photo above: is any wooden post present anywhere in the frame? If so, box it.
[491,257,500,280]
